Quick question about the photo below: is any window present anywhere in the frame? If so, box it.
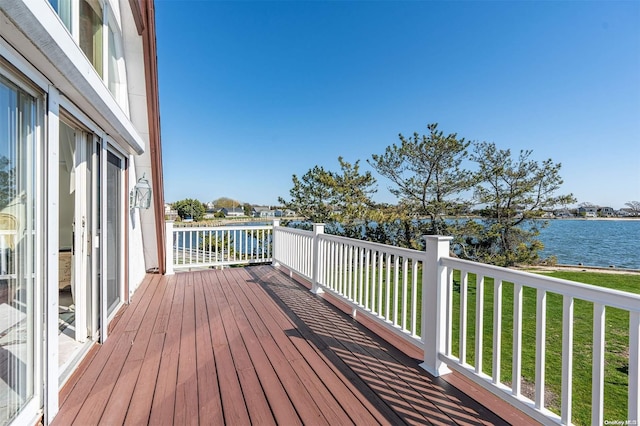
[79,0,103,78]
[48,0,73,33]
[49,0,129,111]
[0,72,38,425]
[107,18,126,107]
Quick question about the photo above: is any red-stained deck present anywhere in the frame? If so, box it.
[53,265,538,425]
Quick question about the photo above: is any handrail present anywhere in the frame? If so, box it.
[443,257,640,311]
[166,221,273,272]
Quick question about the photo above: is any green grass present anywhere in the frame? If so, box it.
[449,270,640,425]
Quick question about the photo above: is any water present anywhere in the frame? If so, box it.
[537,219,640,269]
[196,218,640,270]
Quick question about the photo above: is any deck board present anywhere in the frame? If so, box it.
[54,265,539,426]
[192,271,224,425]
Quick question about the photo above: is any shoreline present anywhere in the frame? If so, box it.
[548,217,640,221]
[518,264,640,275]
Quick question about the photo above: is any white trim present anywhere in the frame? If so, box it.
[0,36,51,92]
[58,96,103,137]
[1,0,145,155]
[45,85,61,424]
[73,132,87,343]
[33,73,45,426]
[106,138,129,159]
[8,399,41,426]
[90,136,100,339]
[99,141,107,342]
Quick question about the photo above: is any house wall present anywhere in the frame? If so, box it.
[0,0,163,423]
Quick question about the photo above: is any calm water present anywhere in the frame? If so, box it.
[537,219,640,269]
[214,218,640,270]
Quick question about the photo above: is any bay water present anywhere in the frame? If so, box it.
[216,218,639,270]
[537,219,640,269]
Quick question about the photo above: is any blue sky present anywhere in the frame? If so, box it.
[156,0,640,209]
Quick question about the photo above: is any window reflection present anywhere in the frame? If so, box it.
[0,75,37,424]
[79,0,103,78]
[48,0,73,33]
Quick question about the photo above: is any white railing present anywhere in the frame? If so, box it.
[440,257,640,425]
[319,233,427,343]
[272,224,317,282]
[270,223,640,426]
[165,221,273,273]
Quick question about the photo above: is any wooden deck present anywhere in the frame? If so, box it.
[53,265,538,425]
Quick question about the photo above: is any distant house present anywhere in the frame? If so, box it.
[222,207,245,217]
[577,206,598,218]
[165,204,179,221]
[598,207,615,217]
[554,209,572,218]
[619,208,636,217]
[253,206,275,218]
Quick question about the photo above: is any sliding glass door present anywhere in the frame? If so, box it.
[58,119,98,350]
[0,72,39,425]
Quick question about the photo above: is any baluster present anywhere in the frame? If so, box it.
[628,311,639,422]
[393,255,399,326]
[411,259,418,336]
[446,267,454,357]
[378,251,384,316]
[512,283,523,396]
[591,303,605,424]
[561,295,574,424]
[402,257,408,331]
[371,250,377,312]
[475,275,484,374]
[385,253,391,320]
[460,270,468,364]
[535,288,547,409]
[364,249,371,310]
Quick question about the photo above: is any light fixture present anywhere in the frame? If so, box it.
[130,173,152,209]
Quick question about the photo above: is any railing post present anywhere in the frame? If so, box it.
[420,235,452,377]
[272,219,280,267]
[311,223,324,294]
[165,221,174,275]
[630,311,640,423]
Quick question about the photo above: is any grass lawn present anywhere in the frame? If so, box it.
[449,270,640,425]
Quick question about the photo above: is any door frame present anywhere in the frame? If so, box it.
[100,142,127,342]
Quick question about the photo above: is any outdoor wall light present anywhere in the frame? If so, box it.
[130,173,152,209]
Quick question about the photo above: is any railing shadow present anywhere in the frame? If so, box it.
[247,266,510,426]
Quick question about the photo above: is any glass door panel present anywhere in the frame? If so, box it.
[58,118,96,363]
[0,73,37,424]
[105,151,121,316]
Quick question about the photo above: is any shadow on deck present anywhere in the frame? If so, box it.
[52,265,538,425]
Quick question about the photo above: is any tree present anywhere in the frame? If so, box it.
[278,165,334,225]
[211,197,242,209]
[368,123,473,245]
[173,198,206,221]
[465,142,576,266]
[323,157,379,238]
[0,156,15,208]
[199,232,234,260]
[279,157,379,237]
[625,201,640,216]
[579,202,597,208]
